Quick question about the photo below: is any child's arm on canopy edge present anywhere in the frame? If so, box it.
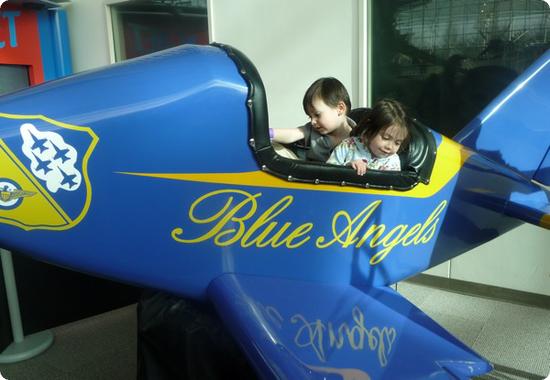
[328,140,368,175]
[270,126,306,144]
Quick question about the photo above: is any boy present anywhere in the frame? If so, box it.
[270,77,355,162]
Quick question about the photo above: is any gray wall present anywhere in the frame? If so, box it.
[209,0,366,129]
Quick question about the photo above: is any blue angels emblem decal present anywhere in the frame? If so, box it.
[0,114,98,230]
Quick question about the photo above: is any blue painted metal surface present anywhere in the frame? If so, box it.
[37,8,73,80]
[0,44,548,379]
[209,274,492,379]
[455,49,550,183]
[535,148,550,186]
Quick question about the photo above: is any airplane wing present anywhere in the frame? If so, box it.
[208,274,492,380]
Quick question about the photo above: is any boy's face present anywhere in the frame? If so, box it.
[367,124,408,158]
[307,97,346,135]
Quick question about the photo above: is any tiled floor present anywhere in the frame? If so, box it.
[0,281,549,379]
[397,282,550,380]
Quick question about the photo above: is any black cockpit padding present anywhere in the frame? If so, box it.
[400,118,437,185]
[217,42,437,191]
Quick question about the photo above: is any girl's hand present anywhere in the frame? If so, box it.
[351,159,368,175]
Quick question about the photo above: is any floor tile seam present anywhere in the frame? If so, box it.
[469,299,500,351]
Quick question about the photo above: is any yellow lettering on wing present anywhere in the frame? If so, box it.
[414,201,447,244]
[316,200,447,265]
[171,189,447,265]
[315,201,381,248]
[241,195,313,248]
[171,189,313,249]
[171,189,259,246]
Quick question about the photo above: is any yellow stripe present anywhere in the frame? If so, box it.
[540,214,550,229]
[120,136,470,199]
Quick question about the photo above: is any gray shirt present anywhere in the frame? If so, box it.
[301,117,356,162]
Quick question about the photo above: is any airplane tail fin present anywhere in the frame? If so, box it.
[454,49,550,186]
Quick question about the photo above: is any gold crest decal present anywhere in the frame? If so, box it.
[0,114,98,230]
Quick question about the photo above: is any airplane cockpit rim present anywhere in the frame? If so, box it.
[214,42,438,192]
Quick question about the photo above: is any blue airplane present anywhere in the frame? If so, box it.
[50,141,70,163]
[58,167,78,189]
[32,152,52,174]
[29,133,48,153]
[0,44,548,379]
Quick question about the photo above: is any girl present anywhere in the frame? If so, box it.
[327,99,410,175]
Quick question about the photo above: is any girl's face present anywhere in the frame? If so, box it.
[307,97,346,135]
[366,124,408,158]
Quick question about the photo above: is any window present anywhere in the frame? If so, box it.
[110,0,208,61]
[372,0,550,137]
[0,65,30,95]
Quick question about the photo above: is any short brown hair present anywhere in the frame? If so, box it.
[302,77,351,116]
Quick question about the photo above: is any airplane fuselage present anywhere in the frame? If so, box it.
[0,44,546,300]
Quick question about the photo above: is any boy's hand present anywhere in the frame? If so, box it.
[350,159,368,175]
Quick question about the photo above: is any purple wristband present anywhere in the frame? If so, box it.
[269,128,274,139]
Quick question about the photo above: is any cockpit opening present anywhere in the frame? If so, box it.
[219,43,437,191]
